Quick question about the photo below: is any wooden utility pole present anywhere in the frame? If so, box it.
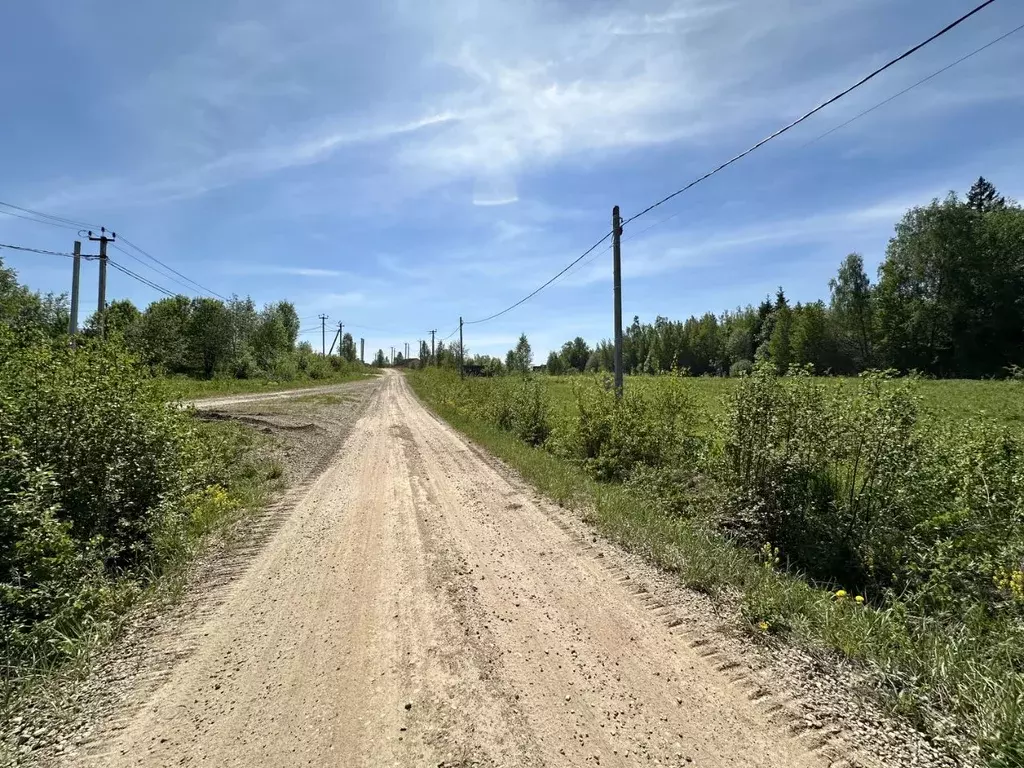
[88,228,115,338]
[459,316,464,379]
[360,338,364,363]
[69,240,81,336]
[612,205,624,397]
[319,314,329,356]
[429,329,436,364]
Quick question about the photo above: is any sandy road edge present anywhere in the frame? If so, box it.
[7,379,382,768]
[402,373,968,768]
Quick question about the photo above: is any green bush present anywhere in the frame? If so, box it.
[556,375,698,482]
[729,358,753,377]
[0,328,246,675]
[722,364,920,588]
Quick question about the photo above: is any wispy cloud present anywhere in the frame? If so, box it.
[222,264,350,278]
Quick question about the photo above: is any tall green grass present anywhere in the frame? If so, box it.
[409,367,1024,763]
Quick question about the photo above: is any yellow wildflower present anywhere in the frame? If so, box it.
[758,621,770,632]
[855,595,865,605]
[834,590,847,599]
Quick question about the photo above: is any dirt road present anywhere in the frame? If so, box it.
[77,371,845,768]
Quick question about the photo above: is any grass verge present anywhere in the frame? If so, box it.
[157,369,374,401]
[408,371,1021,765]
[0,418,284,758]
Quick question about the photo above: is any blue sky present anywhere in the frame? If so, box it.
[2,0,1022,360]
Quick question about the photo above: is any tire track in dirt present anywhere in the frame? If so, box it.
[68,371,852,767]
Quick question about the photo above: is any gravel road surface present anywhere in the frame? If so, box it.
[74,371,850,767]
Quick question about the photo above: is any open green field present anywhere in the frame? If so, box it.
[542,374,1024,437]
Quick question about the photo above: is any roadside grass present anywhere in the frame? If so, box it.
[157,369,374,401]
[409,369,1024,764]
[0,418,283,745]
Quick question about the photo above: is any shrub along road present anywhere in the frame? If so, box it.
[65,371,852,768]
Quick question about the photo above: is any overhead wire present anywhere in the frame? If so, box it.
[463,230,613,325]
[0,207,83,231]
[589,16,1024,253]
[110,243,208,297]
[0,242,80,258]
[802,18,1024,149]
[116,236,229,301]
[621,0,999,228]
[107,259,177,298]
[0,200,99,230]
[456,2,999,328]
[0,199,228,301]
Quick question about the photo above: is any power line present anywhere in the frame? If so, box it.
[463,230,613,325]
[458,3,998,328]
[117,236,229,301]
[0,200,227,301]
[621,0,999,227]
[107,258,177,298]
[0,242,80,258]
[110,243,211,298]
[0,207,83,231]
[0,200,99,230]
[596,17,1024,251]
[804,18,1024,149]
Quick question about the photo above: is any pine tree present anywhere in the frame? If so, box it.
[966,176,1006,213]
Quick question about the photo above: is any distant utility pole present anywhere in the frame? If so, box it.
[327,322,341,356]
[319,314,329,356]
[459,316,464,379]
[87,227,115,338]
[69,240,81,336]
[612,205,624,397]
[430,329,436,365]
[360,337,365,363]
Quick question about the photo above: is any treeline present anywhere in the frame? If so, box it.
[1,257,361,381]
[101,296,359,380]
[554,178,1024,379]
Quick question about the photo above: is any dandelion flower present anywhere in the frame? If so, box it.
[835,589,847,599]
[855,595,865,604]
[758,621,769,632]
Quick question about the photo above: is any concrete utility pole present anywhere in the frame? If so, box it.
[87,228,115,338]
[360,338,365,363]
[612,205,624,398]
[459,316,464,379]
[327,322,341,356]
[319,314,329,356]
[69,240,81,336]
[430,329,436,365]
